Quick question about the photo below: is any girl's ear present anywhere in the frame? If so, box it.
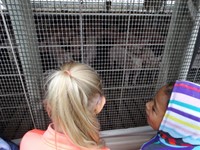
[46,106,51,118]
[44,100,51,118]
[95,96,106,114]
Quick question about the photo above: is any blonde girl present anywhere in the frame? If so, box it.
[20,61,109,150]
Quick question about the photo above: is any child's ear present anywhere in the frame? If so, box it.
[95,96,106,114]
[44,100,51,118]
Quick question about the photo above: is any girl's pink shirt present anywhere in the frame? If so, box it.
[20,124,110,150]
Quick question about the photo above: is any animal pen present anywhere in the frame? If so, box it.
[0,0,200,149]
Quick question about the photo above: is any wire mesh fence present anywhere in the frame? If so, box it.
[0,0,200,140]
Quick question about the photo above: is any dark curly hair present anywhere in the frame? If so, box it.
[164,82,175,103]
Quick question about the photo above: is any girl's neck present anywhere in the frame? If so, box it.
[51,123,64,134]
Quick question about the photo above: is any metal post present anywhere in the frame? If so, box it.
[79,0,84,63]
[155,0,193,90]
[2,0,45,129]
[178,1,200,80]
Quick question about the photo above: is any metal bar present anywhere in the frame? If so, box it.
[0,4,37,128]
[97,68,159,72]
[194,68,200,82]
[0,74,24,77]
[187,26,200,72]
[0,68,159,75]
[0,93,25,97]
[2,0,45,129]
[37,43,165,48]
[103,84,156,90]
[0,104,28,110]
[178,2,200,80]
[79,0,84,62]
[155,0,191,90]
[106,96,154,101]
[118,0,133,128]
[187,0,197,21]
[0,43,165,50]
[33,12,172,17]
[0,46,18,49]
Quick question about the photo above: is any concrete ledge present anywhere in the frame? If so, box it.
[101,126,156,150]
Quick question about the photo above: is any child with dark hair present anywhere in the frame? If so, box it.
[141,80,200,150]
